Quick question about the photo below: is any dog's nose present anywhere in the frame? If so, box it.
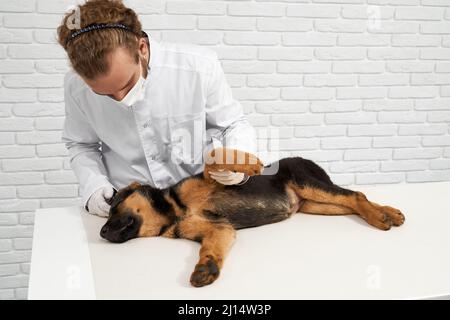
[100,225,109,238]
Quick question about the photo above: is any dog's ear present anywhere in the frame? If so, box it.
[129,181,141,190]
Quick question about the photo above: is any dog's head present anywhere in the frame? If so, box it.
[100,181,176,243]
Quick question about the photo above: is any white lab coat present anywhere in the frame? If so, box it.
[61,36,257,210]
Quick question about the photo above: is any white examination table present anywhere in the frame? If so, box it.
[28,182,450,299]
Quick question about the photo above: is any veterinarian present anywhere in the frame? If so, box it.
[58,0,257,217]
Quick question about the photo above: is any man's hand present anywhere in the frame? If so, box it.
[86,186,116,218]
[209,169,249,185]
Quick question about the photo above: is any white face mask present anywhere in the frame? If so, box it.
[120,63,146,107]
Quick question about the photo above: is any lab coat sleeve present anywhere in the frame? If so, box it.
[61,73,116,211]
[205,54,257,156]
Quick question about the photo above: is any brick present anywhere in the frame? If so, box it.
[386,61,435,73]
[0,60,34,74]
[421,48,450,60]
[392,35,441,47]
[214,46,257,60]
[279,139,320,151]
[407,170,450,183]
[44,170,78,184]
[436,62,450,73]
[166,1,226,15]
[321,137,371,149]
[359,74,409,86]
[0,133,15,145]
[257,18,312,32]
[16,131,63,144]
[345,149,392,160]
[338,34,390,46]
[271,114,323,126]
[348,124,397,136]
[378,111,426,123]
[36,143,68,157]
[422,135,450,146]
[395,7,442,20]
[222,61,275,74]
[140,15,196,30]
[198,17,255,30]
[356,173,404,184]
[0,29,32,43]
[0,264,19,276]
[0,88,36,103]
[232,88,279,100]
[0,187,16,200]
[228,3,285,17]
[368,48,419,60]
[8,44,66,59]
[368,21,419,34]
[326,112,376,124]
[315,48,366,60]
[295,125,347,138]
[337,87,387,99]
[394,148,441,159]
[373,136,420,148]
[281,88,334,100]
[35,117,65,130]
[428,112,450,126]
[332,61,384,74]
[258,47,313,61]
[315,19,366,33]
[18,185,78,198]
[13,103,64,117]
[311,100,361,113]
[282,33,336,46]
[278,61,331,74]
[224,32,279,46]
[0,172,44,185]
[342,5,394,19]
[399,124,447,135]
[38,88,64,102]
[304,75,357,87]
[13,238,33,250]
[389,86,439,99]
[329,161,379,173]
[2,158,63,172]
[0,1,34,12]
[255,101,309,114]
[162,31,222,45]
[416,99,450,111]
[430,159,450,170]
[0,226,34,239]
[19,212,35,225]
[421,22,450,34]
[247,75,303,87]
[0,119,33,133]
[286,4,340,18]
[0,145,35,159]
[411,74,450,85]
[0,275,29,289]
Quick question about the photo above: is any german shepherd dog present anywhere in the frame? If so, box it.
[100,148,405,287]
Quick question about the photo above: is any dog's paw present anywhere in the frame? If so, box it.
[380,205,405,226]
[366,206,405,231]
[203,148,264,182]
[190,256,220,287]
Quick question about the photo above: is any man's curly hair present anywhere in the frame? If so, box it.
[57,0,143,79]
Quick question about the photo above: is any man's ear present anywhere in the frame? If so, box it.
[138,37,148,60]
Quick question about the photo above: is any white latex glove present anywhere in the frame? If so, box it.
[86,186,116,218]
[209,169,249,186]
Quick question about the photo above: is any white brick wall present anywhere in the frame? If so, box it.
[1,0,450,299]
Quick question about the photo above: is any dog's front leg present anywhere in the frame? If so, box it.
[178,216,236,287]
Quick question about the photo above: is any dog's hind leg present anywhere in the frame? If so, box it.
[299,200,354,215]
[288,181,405,230]
[177,216,236,287]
